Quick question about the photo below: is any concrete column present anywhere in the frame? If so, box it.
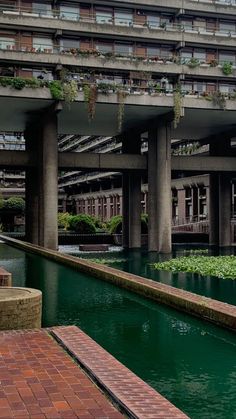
[209,139,231,247]
[219,174,232,247]
[122,133,141,249]
[129,173,141,248]
[148,124,172,253]
[209,174,219,246]
[38,111,58,250]
[122,173,130,248]
[25,129,39,245]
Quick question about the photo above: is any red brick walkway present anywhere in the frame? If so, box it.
[0,326,189,418]
[0,328,123,418]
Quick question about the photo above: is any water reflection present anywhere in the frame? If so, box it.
[62,245,236,306]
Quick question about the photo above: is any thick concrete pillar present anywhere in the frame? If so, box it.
[219,174,231,247]
[148,124,172,253]
[209,139,231,247]
[38,112,58,250]
[209,174,219,246]
[122,133,141,249]
[25,130,39,245]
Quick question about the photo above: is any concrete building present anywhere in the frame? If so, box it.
[0,0,236,251]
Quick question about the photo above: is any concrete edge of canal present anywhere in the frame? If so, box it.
[1,235,236,332]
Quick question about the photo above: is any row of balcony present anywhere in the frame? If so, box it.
[1,2,236,27]
[1,75,236,107]
[1,44,236,81]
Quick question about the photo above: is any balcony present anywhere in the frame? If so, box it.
[0,43,236,80]
[1,6,236,47]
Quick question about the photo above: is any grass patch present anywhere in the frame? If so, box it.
[153,255,236,279]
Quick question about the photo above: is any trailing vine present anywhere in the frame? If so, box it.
[210,91,226,110]
[83,84,97,120]
[62,80,78,106]
[117,90,127,132]
[173,87,182,128]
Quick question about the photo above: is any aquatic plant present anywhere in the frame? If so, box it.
[153,255,236,279]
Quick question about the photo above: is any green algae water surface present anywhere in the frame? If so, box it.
[0,243,236,419]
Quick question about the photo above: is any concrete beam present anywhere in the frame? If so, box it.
[58,152,147,171]
[172,156,236,172]
[0,151,34,168]
[1,152,236,173]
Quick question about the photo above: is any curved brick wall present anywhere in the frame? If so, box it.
[0,287,42,330]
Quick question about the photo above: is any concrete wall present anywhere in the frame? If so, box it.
[0,287,42,330]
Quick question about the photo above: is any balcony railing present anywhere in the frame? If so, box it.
[1,41,236,81]
[1,4,236,37]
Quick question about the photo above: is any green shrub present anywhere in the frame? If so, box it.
[58,212,72,230]
[107,214,148,234]
[68,214,96,233]
[107,215,122,234]
[0,76,13,87]
[222,62,233,76]
[2,197,25,213]
[49,81,63,100]
[11,78,26,90]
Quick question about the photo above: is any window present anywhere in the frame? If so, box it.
[60,38,80,52]
[114,10,133,26]
[33,37,53,52]
[219,51,235,64]
[219,21,235,33]
[32,2,52,16]
[181,50,192,60]
[147,46,160,57]
[193,82,206,92]
[114,43,133,56]
[219,84,236,93]
[0,37,15,50]
[193,49,206,62]
[147,14,160,28]
[182,82,193,93]
[95,9,112,24]
[95,42,113,54]
[32,69,53,81]
[60,5,80,21]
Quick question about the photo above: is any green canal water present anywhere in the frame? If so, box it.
[1,243,236,419]
[66,246,236,306]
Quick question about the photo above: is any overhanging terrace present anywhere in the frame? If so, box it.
[0,87,236,138]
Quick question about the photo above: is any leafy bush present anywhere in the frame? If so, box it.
[222,62,233,76]
[2,197,25,213]
[107,214,148,234]
[68,214,96,234]
[49,80,63,100]
[11,78,26,90]
[58,212,72,230]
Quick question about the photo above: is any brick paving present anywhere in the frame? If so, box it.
[52,326,188,419]
[0,328,123,418]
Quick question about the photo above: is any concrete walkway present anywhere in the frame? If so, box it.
[0,326,188,419]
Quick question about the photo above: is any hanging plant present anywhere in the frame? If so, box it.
[210,91,226,110]
[62,80,78,106]
[173,87,182,128]
[117,90,127,132]
[83,84,97,120]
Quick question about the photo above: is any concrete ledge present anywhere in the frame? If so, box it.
[51,325,188,418]
[1,235,236,331]
[0,286,42,330]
